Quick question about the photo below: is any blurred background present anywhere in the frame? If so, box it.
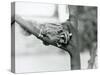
[69,5,97,52]
[12,2,97,73]
[69,5,97,69]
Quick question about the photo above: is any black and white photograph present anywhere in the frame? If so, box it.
[11,2,97,73]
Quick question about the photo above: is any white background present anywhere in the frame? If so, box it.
[0,0,100,75]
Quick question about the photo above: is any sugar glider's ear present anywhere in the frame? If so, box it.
[61,19,75,33]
